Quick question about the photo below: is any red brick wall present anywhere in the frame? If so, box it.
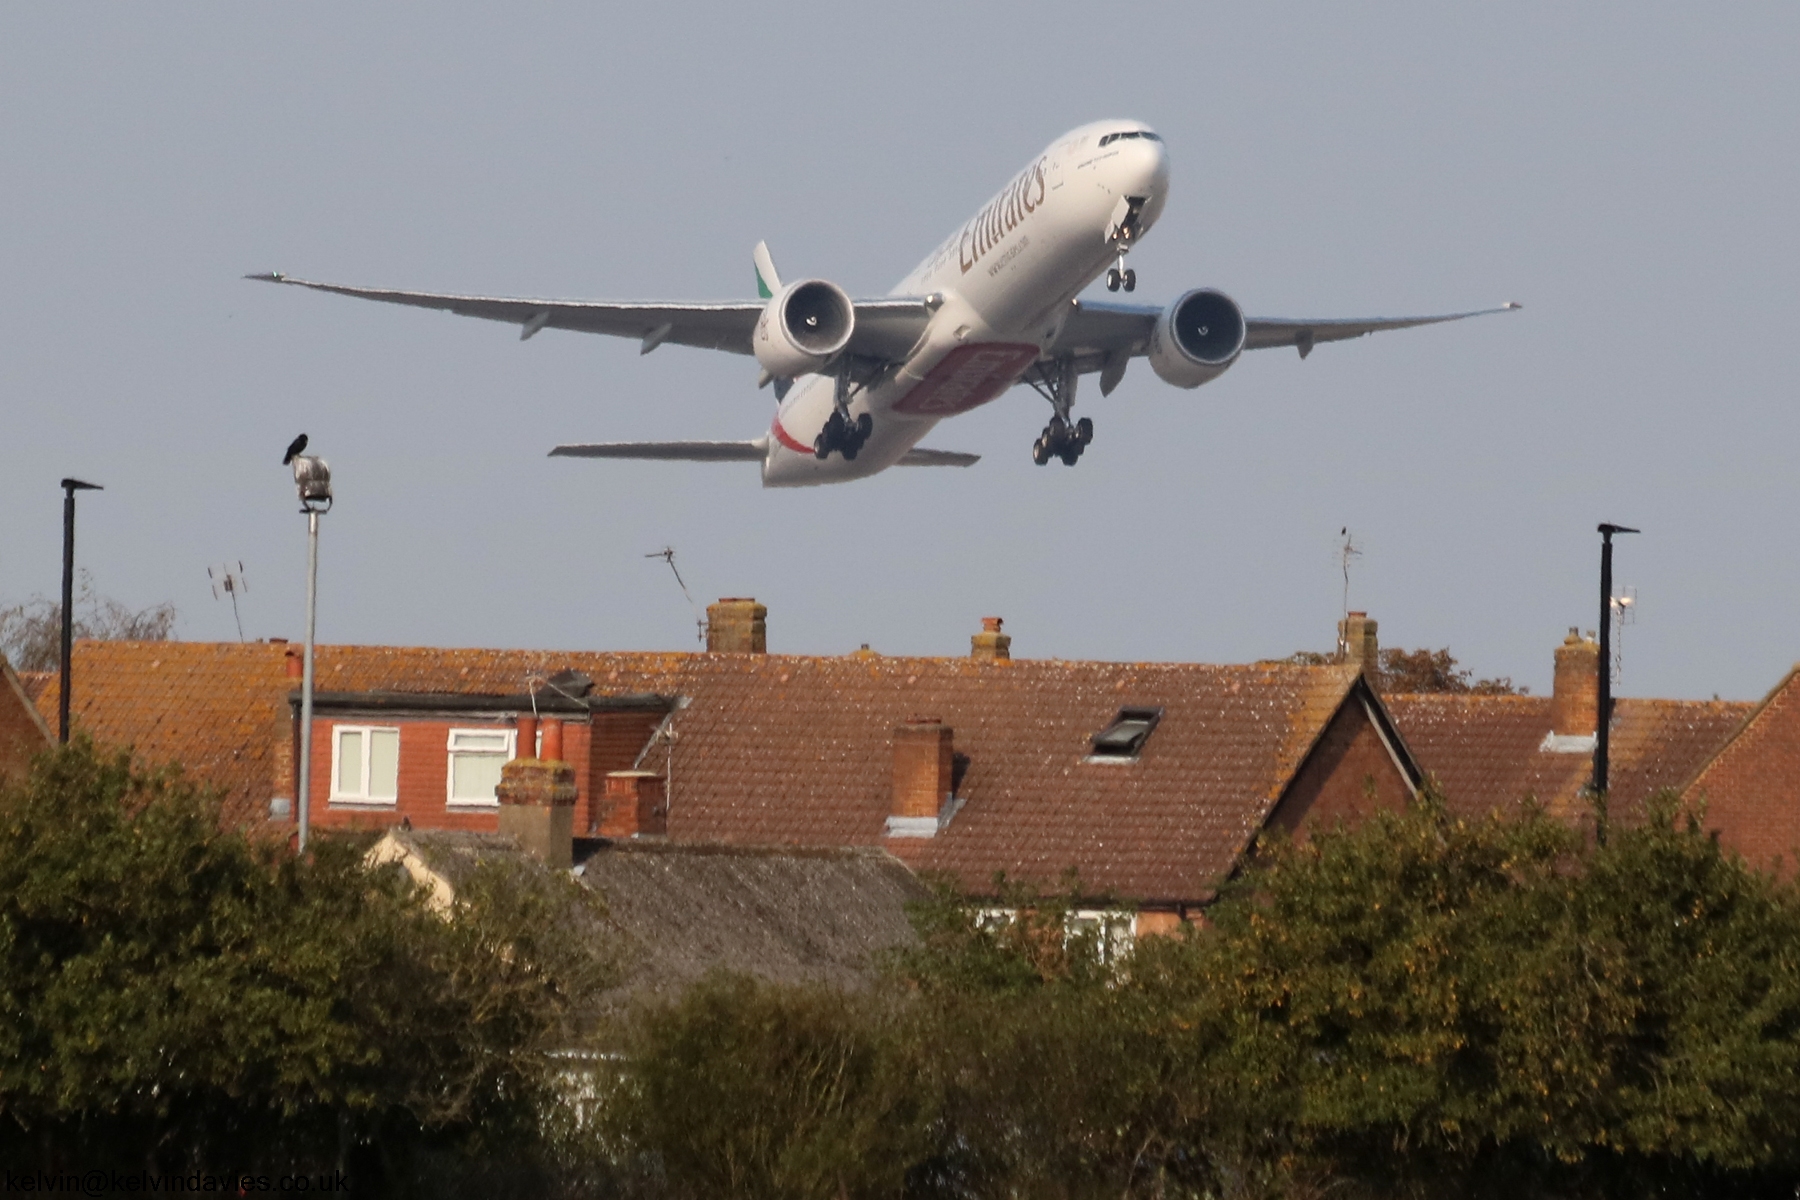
[1686,673,1800,874]
[306,715,600,834]
[1266,698,1413,836]
[582,711,665,833]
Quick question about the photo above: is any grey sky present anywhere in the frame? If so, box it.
[3,4,1796,701]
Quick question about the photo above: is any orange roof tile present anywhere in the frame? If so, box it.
[1386,693,1752,821]
[46,642,1373,902]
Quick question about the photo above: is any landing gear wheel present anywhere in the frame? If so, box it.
[1076,417,1093,445]
[1032,438,1051,465]
[1121,269,1136,293]
[856,413,873,440]
[1105,267,1121,292]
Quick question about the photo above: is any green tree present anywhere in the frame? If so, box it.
[0,738,614,1194]
[608,972,933,1200]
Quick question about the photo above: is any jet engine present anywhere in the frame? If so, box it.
[753,279,855,378]
[1147,288,1246,388]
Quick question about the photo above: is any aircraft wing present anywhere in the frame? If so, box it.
[246,273,932,360]
[543,439,977,467]
[1048,298,1520,366]
[549,440,768,461]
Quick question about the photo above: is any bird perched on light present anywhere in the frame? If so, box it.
[282,433,309,466]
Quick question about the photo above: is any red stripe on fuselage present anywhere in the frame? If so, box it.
[769,413,812,454]
[891,343,1041,417]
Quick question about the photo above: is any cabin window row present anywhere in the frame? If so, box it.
[329,725,519,807]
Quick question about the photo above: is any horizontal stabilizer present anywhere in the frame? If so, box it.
[549,439,767,462]
[897,447,980,467]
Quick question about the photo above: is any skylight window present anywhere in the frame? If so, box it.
[1087,707,1164,762]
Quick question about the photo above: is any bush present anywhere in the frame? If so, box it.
[0,738,613,1194]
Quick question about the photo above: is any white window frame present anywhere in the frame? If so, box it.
[445,727,516,808]
[329,724,401,805]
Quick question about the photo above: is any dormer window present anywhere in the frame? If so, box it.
[1087,707,1163,762]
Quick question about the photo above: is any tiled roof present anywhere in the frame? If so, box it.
[1,653,53,780]
[1681,665,1800,871]
[1386,693,1752,821]
[45,642,1370,902]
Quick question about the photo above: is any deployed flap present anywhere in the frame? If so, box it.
[548,440,767,462]
[896,447,980,468]
[247,272,933,362]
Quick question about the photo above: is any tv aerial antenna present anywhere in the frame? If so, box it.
[645,547,705,647]
[1336,527,1362,658]
[209,561,248,642]
[1609,586,1637,684]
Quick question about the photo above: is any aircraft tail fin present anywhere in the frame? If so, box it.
[549,438,768,463]
[753,241,781,299]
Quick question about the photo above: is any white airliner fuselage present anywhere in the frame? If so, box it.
[252,120,1514,486]
[761,120,1168,486]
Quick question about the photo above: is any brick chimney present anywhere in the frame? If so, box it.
[970,616,1011,663]
[887,716,953,837]
[1338,611,1378,681]
[601,770,667,838]
[496,759,577,868]
[706,598,767,653]
[1552,628,1600,737]
[284,647,303,679]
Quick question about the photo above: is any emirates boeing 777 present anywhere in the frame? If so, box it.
[251,120,1516,487]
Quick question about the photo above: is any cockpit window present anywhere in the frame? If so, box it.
[1098,130,1163,148]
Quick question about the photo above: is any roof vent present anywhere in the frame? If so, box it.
[1087,707,1163,763]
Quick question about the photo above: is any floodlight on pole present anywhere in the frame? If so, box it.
[291,451,331,853]
[58,478,103,744]
[1593,522,1639,807]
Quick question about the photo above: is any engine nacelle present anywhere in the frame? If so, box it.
[1147,288,1246,388]
[753,279,855,378]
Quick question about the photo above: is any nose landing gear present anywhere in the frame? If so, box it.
[1105,264,1136,293]
[1024,357,1093,466]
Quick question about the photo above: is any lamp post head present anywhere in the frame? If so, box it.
[1597,523,1640,537]
[60,478,102,493]
[292,455,332,513]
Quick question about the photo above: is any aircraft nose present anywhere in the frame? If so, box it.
[1117,136,1170,196]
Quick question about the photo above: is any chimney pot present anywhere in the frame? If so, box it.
[1552,628,1600,737]
[540,717,564,763]
[516,714,539,759]
[706,598,767,653]
[971,616,1011,663]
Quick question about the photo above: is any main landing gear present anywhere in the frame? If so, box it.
[814,364,873,461]
[1024,357,1093,466]
[1105,263,1136,293]
[814,409,873,461]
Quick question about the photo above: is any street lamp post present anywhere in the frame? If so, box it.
[58,478,103,744]
[290,454,332,852]
[1593,522,1639,801]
